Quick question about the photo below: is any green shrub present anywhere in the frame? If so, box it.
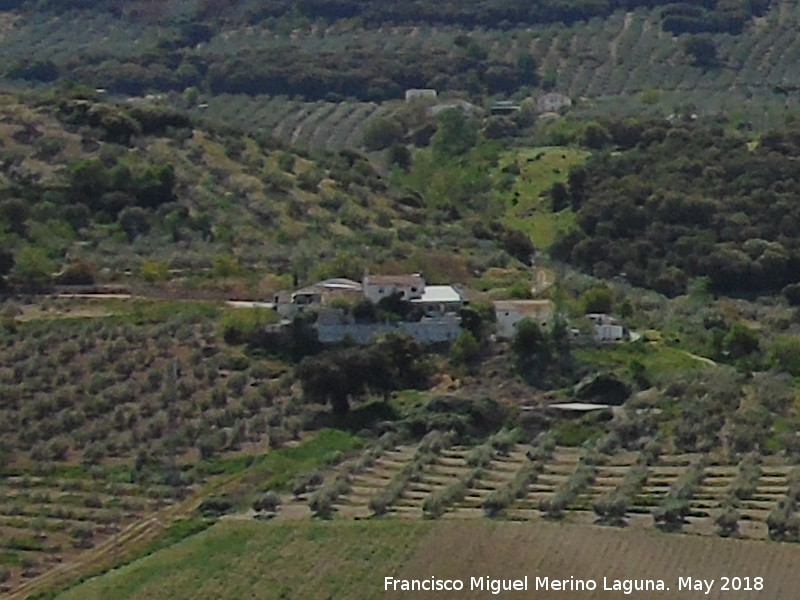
[221,308,278,345]
[252,491,281,512]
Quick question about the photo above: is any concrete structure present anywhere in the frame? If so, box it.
[405,89,437,102]
[585,313,628,342]
[490,100,521,116]
[363,274,425,304]
[494,300,554,339]
[411,285,465,316]
[315,309,460,344]
[536,92,572,114]
[547,402,613,412]
[273,278,362,318]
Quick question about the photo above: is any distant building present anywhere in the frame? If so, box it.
[405,89,438,102]
[490,100,521,116]
[411,285,465,316]
[273,278,362,318]
[585,313,628,343]
[494,300,554,339]
[363,274,425,304]
[536,92,572,114]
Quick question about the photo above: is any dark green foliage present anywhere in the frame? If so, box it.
[362,116,404,151]
[118,206,151,242]
[397,395,508,441]
[68,158,177,215]
[432,109,478,157]
[654,458,706,531]
[653,497,690,532]
[557,122,800,296]
[252,491,281,512]
[722,323,759,360]
[7,59,58,82]
[581,284,613,314]
[450,330,480,366]
[249,316,321,362]
[540,461,595,520]
[198,496,234,518]
[57,260,97,285]
[715,505,739,538]
[730,453,761,501]
[683,35,718,68]
[297,333,430,414]
[511,318,573,386]
[291,471,324,497]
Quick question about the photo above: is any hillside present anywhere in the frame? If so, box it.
[0,0,797,151]
[550,121,800,297]
[5,1,800,598]
[0,90,531,294]
[57,519,799,600]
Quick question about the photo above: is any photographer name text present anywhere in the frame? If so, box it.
[384,575,765,595]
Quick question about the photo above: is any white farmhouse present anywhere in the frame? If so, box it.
[411,285,465,316]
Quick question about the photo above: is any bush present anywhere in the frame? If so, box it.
[199,496,234,518]
[221,308,278,345]
[466,444,493,468]
[730,453,761,501]
[140,259,170,283]
[483,488,514,517]
[654,497,690,532]
[716,505,740,538]
[56,260,97,285]
[252,491,281,512]
[291,471,323,497]
[593,493,628,526]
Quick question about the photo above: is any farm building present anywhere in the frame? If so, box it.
[363,273,425,304]
[405,88,437,101]
[490,100,521,115]
[273,278,362,318]
[586,313,628,342]
[494,300,554,339]
[315,309,460,344]
[410,285,466,316]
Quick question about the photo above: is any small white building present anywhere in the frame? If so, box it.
[494,300,554,339]
[405,89,437,102]
[411,285,465,316]
[363,274,425,304]
[586,313,628,342]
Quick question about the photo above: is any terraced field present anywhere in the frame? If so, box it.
[290,443,795,542]
[185,0,800,147]
[0,473,187,596]
[202,96,391,152]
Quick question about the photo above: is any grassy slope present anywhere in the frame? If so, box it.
[573,344,711,379]
[59,519,800,600]
[492,146,590,249]
[57,520,434,600]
